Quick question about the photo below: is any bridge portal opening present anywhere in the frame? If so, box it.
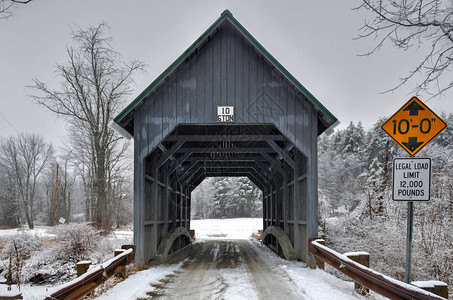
[191,176,263,220]
[190,176,263,239]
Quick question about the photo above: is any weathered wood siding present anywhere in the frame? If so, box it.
[134,21,318,158]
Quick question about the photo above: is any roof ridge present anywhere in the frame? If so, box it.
[221,9,232,17]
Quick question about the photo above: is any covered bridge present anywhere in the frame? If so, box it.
[113,10,337,266]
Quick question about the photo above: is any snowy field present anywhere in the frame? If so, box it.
[0,226,57,238]
[191,217,262,239]
[0,225,133,299]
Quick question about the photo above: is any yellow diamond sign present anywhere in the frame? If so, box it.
[381,96,447,157]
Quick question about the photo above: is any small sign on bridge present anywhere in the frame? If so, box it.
[217,106,234,122]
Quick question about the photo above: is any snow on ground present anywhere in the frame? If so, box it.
[254,240,360,299]
[0,283,53,300]
[0,226,56,238]
[92,263,184,300]
[191,218,262,239]
[108,229,134,240]
[219,265,259,300]
[0,226,134,299]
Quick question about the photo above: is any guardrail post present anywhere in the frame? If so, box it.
[121,244,136,263]
[114,248,130,278]
[412,281,448,299]
[344,252,370,295]
[0,293,23,300]
[314,239,325,269]
[307,238,325,269]
[76,261,92,277]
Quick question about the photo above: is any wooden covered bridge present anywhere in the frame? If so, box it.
[112,10,337,266]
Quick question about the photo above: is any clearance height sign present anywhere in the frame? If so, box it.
[393,157,431,201]
[381,96,447,157]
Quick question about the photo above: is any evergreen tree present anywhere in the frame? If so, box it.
[237,177,257,217]
[432,113,453,147]
[340,121,365,154]
[213,177,229,218]
[192,176,262,219]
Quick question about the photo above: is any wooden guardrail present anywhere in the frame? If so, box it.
[44,245,135,300]
[308,239,445,300]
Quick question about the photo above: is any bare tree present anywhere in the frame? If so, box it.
[356,0,453,97]
[56,158,77,223]
[0,166,21,227]
[31,23,143,231]
[0,133,54,229]
[0,0,32,19]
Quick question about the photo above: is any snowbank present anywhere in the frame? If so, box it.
[95,263,183,300]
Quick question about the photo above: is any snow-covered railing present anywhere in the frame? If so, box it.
[44,245,135,300]
[308,239,445,300]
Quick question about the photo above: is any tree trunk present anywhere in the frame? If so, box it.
[29,202,34,229]
[95,144,110,231]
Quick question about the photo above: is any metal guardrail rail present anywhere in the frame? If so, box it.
[44,245,135,300]
[308,239,444,300]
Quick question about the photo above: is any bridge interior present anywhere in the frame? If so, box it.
[143,124,309,263]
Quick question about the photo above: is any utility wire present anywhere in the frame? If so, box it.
[0,112,18,133]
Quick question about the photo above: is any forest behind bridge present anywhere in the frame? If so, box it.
[317,114,453,292]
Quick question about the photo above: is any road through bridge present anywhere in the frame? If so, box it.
[112,10,337,267]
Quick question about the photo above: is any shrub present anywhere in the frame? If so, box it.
[52,222,101,262]
[1,233,42,260]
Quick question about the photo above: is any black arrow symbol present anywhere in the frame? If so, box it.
[402,137,423,152]
[403,100,425,116]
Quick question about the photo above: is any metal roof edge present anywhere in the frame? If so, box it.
[224,12,338,126]
[114,9,338,130]
[113,10,231,125]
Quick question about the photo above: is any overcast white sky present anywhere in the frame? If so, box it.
[1,0,452,149]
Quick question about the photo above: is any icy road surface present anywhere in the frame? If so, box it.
[149,239,302,299]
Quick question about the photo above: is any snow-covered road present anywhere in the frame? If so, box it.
[146,239,303,299]
[97,240,367,299]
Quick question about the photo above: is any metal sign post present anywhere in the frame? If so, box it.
[405,201,413,283]
[392,157,431,283]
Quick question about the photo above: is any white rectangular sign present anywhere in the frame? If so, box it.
[392,157,431,201]
[217,106,234,122]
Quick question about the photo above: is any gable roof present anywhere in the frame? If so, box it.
[113,10,337,136]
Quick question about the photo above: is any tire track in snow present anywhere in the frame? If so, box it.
[143,241,229,299]
[237,239,305,300]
